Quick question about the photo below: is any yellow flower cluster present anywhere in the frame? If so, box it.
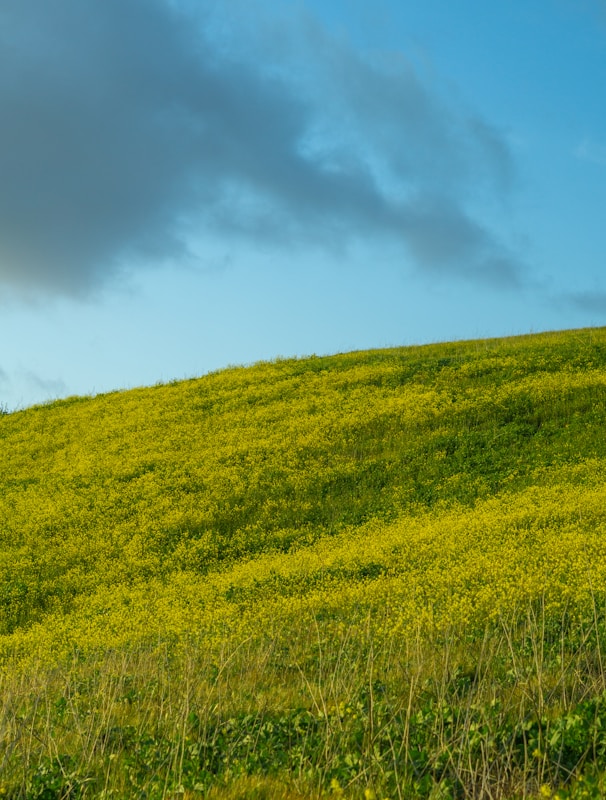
[0,326,605,674]
[2,459,606,670]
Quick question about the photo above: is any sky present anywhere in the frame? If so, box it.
[1,0,606,410]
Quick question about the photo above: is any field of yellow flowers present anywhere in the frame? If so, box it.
[2,327,606,798]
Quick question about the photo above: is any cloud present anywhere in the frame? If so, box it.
[21,370,69,398]
[0,366,68,411]
[0,0,521,297]
[575,138,606,166]
[567,290,606,314]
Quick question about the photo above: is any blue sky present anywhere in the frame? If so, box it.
[1,0,605,409]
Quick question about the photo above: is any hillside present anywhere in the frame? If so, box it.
[2,327,606,798]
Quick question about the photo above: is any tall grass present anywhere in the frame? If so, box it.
[4,602,606,797]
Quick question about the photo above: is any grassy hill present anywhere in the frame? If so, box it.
[2,327,606,798]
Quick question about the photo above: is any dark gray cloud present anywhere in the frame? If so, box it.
[0,0,521,296]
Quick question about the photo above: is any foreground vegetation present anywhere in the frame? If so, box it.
[2,327,606,797]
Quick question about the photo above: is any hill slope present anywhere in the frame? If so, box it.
[2,327,606,798]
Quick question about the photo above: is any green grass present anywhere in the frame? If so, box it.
[2,327,606,797]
